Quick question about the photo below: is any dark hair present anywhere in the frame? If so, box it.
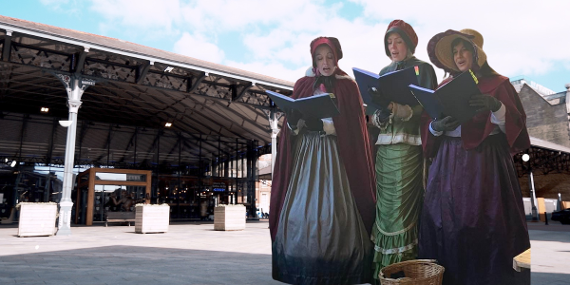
[477,62,499,78]
[451,38,474,53]
[450,38,498,78]
[386,30,415,55]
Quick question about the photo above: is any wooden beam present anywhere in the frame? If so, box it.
[86,167,96,226]
[88,167,152,175]
[92,180,149,186]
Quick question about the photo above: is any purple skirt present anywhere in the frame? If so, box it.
[418,134,530,285]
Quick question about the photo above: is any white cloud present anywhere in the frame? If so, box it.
[242,31,315,67]
[231,4,388,81]
[232,0,570,84]
[173,32,225,64]
[88,0,182,32]
[75,0,570,87]
[178,0,320,32]
[40,0,69,5]
[349,0,570,79]
[40,0,81,15]
[225,60,306,83]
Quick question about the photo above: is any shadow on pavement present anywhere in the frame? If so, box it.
[532,272,570,285]
[0,245,281,285]
[528,230,570,242]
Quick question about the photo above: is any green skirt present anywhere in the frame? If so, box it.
[372,143,423,279]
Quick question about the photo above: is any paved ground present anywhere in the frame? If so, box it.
[0,220,568,284]
[525,221,570,285]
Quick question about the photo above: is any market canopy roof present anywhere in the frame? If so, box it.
[530,137,570,154]
[514,136,570,178]
[0,15,293,168]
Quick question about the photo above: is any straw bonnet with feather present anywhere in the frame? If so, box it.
[428,29,487,73]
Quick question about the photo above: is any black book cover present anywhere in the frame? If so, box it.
[265,90,340,119]
[409,70,480,124]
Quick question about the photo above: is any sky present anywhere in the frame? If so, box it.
[2,0,570,93]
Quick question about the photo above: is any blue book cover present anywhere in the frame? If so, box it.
[409,70,480,124]
[408,85,444,120]
[353,66,420,115]
[352,67,383,115]
[265,90,340,119]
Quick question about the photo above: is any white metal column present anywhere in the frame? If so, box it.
[522,153,538,222]
[268,110,280,179]
[55,73,95,235]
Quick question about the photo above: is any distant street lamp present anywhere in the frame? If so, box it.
[522,153,538,221]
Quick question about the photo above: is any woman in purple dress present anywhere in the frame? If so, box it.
[418,29,531,285]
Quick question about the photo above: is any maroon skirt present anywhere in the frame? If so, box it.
[418,134,530,285]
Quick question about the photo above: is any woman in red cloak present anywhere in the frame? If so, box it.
[269,36,376,285]
[418,29,531,285]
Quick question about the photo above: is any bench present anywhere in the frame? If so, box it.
[105,211,136,227]
[513,248,530,272]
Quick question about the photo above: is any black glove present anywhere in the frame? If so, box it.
[431,116,460,132]
[304,118,324,131]
[368,87,391,110]
[469,94,502,113]
[286,109,302,126]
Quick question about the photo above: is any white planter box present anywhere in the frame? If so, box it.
[135,204,170,234]
[17,202,58,237]
[214,205,246,231]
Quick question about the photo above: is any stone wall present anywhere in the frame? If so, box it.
[517,84,570,148]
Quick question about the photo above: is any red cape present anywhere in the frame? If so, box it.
[421,75,530,157]
[269,74,377,241]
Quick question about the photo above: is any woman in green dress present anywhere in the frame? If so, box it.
[370,19,437,279]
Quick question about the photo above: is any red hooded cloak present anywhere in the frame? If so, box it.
[421,75,530,157]
[269,71,377,241]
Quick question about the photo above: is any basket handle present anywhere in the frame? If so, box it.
[414,259,438,264]
[386,259,439,266]
[378,259,440,279]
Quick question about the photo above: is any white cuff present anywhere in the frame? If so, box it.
[491,103,506,124]
[490,103,506,133]
[287,120,302,136]
[429,122,443,137]
[321,118,336,136]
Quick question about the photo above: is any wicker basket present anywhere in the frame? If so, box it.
[379,259,445,285]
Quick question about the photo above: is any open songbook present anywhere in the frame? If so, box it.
[353,66,420,115]
[265,90,340,119]
[409,70,480,124]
